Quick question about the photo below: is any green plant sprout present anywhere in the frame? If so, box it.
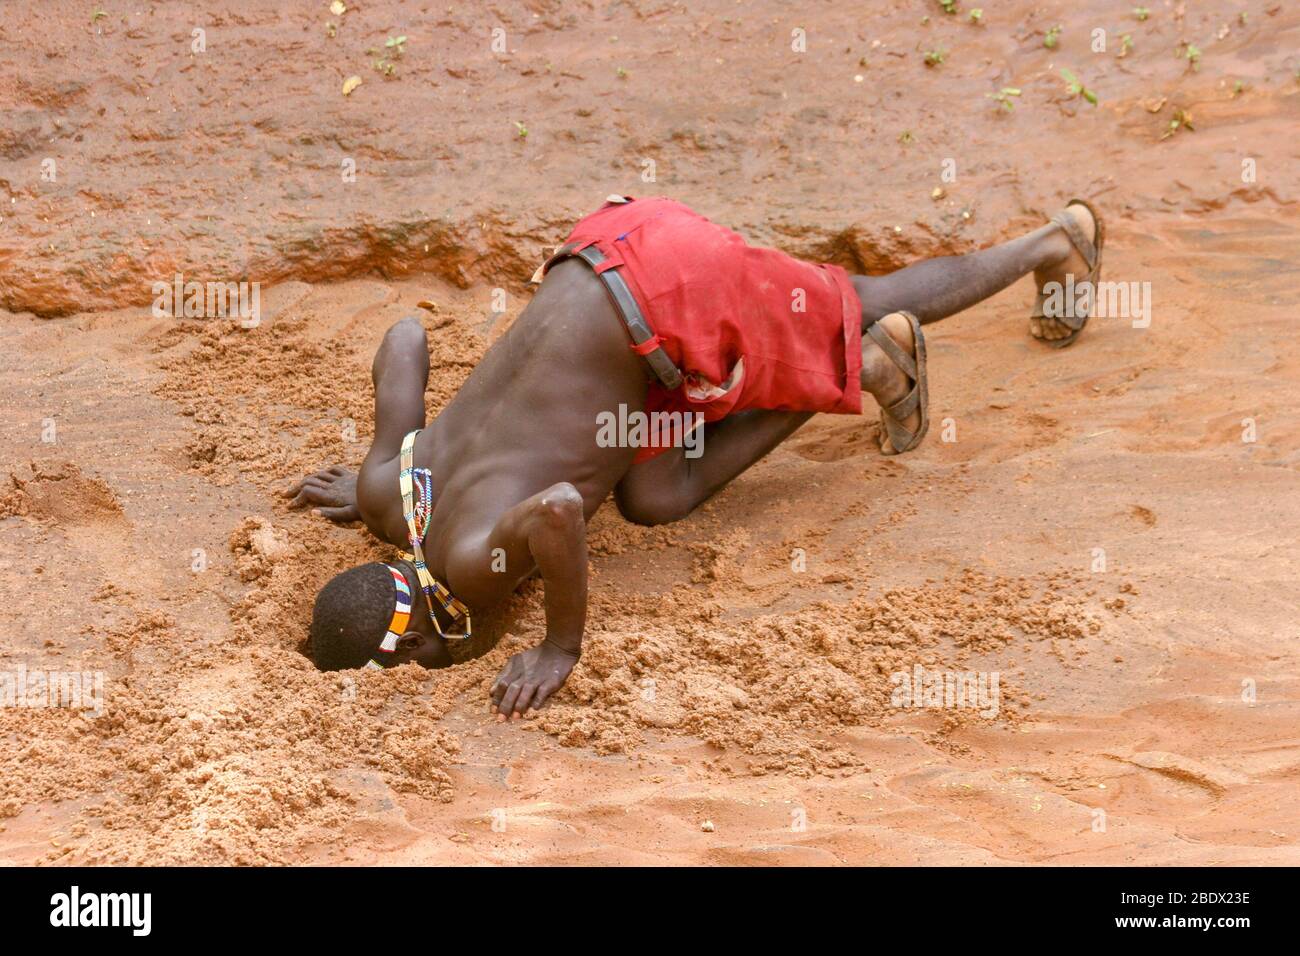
[371,35,407,77]
[987,87,1022,110]
[1160,108,1194,139]
[1060,67,1098,105]
[1044,25,1062,49]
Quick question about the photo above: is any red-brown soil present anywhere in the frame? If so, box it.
[1,0,1297,865]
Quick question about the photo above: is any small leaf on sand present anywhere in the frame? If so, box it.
[329,1,346,15]
[342,75,362,96]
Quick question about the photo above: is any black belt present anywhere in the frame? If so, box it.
[556,242,683,391]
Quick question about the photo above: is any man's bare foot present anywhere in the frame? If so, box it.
[1031,202,1097,343]
[861,311,920,455]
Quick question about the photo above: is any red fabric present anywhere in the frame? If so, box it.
[545,197,863,462]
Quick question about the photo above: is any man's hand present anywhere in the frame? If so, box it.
[283,466,360,522]
[490,640,580,720]
[477,482,588,720]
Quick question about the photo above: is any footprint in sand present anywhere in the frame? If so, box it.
[788,418,882,462]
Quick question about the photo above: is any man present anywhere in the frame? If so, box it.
[287,195,1102,719]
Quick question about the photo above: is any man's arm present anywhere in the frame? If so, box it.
[452,482,587,719]
[284,317,429,521]
[366,316,430,465]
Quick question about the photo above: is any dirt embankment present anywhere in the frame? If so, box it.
[2,0,1296,315]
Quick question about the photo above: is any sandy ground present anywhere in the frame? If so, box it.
[2,1,1299,865]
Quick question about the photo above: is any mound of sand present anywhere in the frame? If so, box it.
[1,461,123,525]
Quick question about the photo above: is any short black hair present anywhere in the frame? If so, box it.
[309,562,397,671]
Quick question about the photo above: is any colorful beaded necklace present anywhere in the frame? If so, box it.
[395,429,472,643]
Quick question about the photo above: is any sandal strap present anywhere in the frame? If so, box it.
[1051,209,1098,272]
[881,402,918,452]
[865,319,917,382]
[884,381,921,422]
[1033,289,1089,331]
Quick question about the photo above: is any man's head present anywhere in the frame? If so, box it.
[309,561,453,671]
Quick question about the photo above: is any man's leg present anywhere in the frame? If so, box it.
[614,409,815,526]
[615,205,1099,524]
[852,203,1097,342]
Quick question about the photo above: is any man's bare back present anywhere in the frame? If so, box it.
[357,257,646,571]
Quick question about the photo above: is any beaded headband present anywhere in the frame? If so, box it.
[362,563,412,670]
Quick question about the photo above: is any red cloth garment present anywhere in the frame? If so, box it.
[545,196,863,462]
